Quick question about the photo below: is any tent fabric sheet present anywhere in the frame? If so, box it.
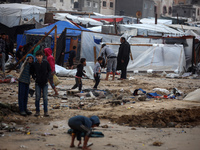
[127,44,186,73]
[81,31,186,73]
[0,3,46,27]
[24,21,89,36]
[55,65,94,80]
[54,13,103,26]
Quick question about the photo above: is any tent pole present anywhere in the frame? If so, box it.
[7,25,57,73]
[94,46,97,64]
[54,25,57,60]
[192,36,195,74]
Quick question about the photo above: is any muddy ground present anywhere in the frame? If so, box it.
[0,71,200,150]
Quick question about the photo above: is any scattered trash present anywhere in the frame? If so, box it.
[53,125,58,128]
[153,141,163,146]
[101,125,108,128]
[41,133,56,136]
[20,145,27,148]
[46,144,55,146]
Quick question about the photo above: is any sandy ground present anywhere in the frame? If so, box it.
[0,71,200,150]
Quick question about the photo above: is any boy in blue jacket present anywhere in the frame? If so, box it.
[18,54,35,116]
[68,115,100,150]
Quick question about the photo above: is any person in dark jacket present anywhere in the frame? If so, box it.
[117,37,130,80]
[68,115,100,150]
[30,50,51,117]
[65,46,76,69]
[18,54,35,116]
[71,58,86,91]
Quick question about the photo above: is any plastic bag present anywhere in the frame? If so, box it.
[53,74,61,86]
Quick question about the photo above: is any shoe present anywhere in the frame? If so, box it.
[20,111,27,116]
[34,111,40,117]
[26,109,32,115]
[44,112,49,117]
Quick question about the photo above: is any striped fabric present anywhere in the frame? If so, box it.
[18,63,31,84]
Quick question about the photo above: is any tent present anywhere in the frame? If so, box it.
[0,3,46,27]
[54,13,103,26]
[140,18,172,25]
[81,31,187,73]
[24,20,89,37]
[22,21,90,64]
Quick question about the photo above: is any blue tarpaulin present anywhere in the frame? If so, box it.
[24,21,89,37]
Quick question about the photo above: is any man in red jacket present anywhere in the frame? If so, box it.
[44,48,58,96]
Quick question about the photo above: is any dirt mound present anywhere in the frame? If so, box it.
[110,107,200,128]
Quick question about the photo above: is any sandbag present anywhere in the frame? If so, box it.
[183,89,200,102]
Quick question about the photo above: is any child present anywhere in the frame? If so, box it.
[72,58,86,91]
[44,48,58,96]
[18,54,35,116]
[93,57,103,89]
[68,115,100,150]
[30,50,51,117]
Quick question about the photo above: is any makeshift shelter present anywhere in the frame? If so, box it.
[21,21,89,64]
[140,18,172,25]
[81,31,191,73]
[54,13,103,27]
[0,3,46,27]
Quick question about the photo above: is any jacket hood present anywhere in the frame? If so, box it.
[44,48,52,56]
[90,116,100,126]
[26,54,35,62]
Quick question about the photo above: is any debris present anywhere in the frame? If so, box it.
[153,141,163,146]
[101,125,108,128]
[53,125,58,128]
[41,133,56,136]
[46,144,55,146]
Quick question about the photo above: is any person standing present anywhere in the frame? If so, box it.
[0,33,6,77]
[65,46,76,69]
[100,44,117,81]
[93,57,103,89]
[30,50,51,117]
[44,48,59,96]
[117,37,130,80]
[18,54,35,116]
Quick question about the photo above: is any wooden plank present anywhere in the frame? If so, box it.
[54,25,57,60]
[7,25,57,73]
[105,43,153,46]
[94,46,97,64]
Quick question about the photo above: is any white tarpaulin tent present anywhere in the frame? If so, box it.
[81,31,186,73]
[54,13,103,26]
[0,3,46,27]
[118,24,183,36]
[127,44,186,73]
[140,18,172,25]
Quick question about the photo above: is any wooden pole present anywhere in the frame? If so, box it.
[105,43,153,46]
[7,25,57,73]
[114,18,117,34]
[54,25,57,60]
[94,46,97,64]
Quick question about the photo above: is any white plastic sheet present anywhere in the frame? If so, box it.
[127,44,186,73]
[55,65,94,79]
[81,31,186,73]
[0,3,46,27]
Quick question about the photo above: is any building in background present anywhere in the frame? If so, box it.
[100,0,115,15]
[172,0,200,21]
[73,0,100,13]
[154,0,173,17]
[115,0,154,18]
